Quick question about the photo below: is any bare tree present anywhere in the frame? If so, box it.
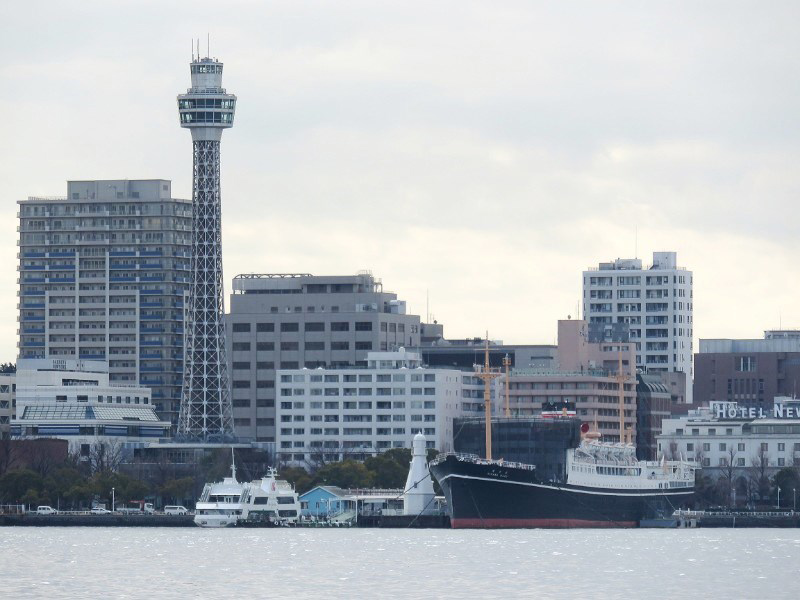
[719,446,739,507]
[90,440,127,474]
[0,437,17,476]
[749,445,771,505]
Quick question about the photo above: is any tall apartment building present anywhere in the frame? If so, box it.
[695,330,800,408]
[17,180,192,426]
[274,349,480,466]
[0,374,13,439]
[226,273,424,443]
[583,251,693,402]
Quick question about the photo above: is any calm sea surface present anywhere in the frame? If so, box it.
[0,527,798,599]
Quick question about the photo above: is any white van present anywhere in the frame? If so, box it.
[164,505,188,515]
[36,506,57,515]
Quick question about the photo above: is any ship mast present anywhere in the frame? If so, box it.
[474,334,502,460]
[503,354,511,418]
[618,353,624,443]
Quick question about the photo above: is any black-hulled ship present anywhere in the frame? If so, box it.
[429,417,695,528]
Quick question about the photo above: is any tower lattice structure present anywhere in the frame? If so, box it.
[176,53,237,441]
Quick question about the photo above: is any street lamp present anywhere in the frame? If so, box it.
[777,486,780,510]
[793,488,796,513]
[112,487,115,513]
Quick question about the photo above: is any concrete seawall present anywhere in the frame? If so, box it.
[0,514,196,527]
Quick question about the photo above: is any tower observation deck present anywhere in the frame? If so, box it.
[176,55,236,441]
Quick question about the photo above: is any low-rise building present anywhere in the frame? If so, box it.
[274,349,482,466]
[10,358,170,462]
[658,399,800,481]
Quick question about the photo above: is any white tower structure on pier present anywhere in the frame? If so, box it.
[176,52,237,441]
[403,433,436,516]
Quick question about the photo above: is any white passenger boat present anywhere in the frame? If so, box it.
[194,453,246,528]
[239,468,301,526]
[195,454,301,528]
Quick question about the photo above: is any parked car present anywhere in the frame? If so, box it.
[164,505,188,515]
[90,507,111,514]
[36,506,58,515]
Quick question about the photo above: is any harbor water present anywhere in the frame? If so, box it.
[1,528,798,599]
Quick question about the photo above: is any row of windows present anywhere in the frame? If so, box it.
[279,373,436,383]
[279,427,436,437]
[231,321,406,333]
[279,400,437,411]
[277,387,438,396]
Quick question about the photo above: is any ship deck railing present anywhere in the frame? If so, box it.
[431,452,536,471]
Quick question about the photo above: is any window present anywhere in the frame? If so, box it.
[778,458,786,466]
[331,341,349,351]
[280,322,299,332]
[232,342,250,351]
[305,341,324,351]
[702,443,710,452]
[737,458,745,467]
[305,322,324,332]
[355,322,373,331]
[256,342,274,351]
[686,443,694,452]
[256,322,274,332]
[232,380,251,389]
[778,443,785,451]
[719,443,726,451]
[736,356,756,372]
[761,442,768,451]
[331,322,349,332]
[281,341,299,351]
[355,341,372,351]
[738,443,745,452]
[232,323,251,333]
[233,362,250,370]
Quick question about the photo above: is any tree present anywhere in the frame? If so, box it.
[749,445,772,505]
[719,446,740,507]
[0,469,44,504]
[279,467,314,495]
[773,467,800,509]
[90,440,127,474]
[311,460,373,490]
[160,477,196,505]
[364,448,411,489]
[0,437,17,476]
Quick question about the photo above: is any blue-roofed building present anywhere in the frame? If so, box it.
[299,486,350,519]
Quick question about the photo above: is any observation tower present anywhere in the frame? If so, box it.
[176,53,237,441]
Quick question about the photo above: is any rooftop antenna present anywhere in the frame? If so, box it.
[207,32,210,59]
[191,39,194,61]
[635,226,638,259]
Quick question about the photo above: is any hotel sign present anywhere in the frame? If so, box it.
[715,405,800,419]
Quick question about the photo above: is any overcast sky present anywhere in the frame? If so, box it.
[1,1,799,361]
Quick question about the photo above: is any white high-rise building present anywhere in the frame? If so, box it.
[582,251,693,402]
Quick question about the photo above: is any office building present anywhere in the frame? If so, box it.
[583,251,693,402]
[695,330,800,408]
[10,358,169,460]
[17,180,192,427]
[505,319,637,443]
[635,373,672,460]
[226,272,425,443]
[274,349,481,466]
[176,52,237,441]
